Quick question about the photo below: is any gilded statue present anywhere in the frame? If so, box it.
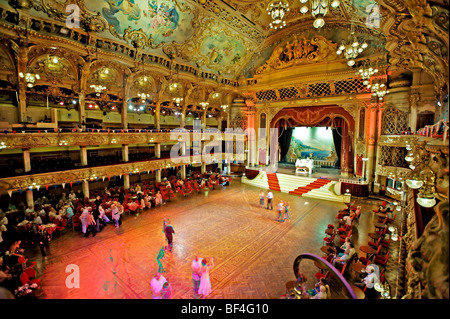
[255,35,338,74]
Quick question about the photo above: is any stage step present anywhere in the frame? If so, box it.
[266,173,281,191]
[289,180,331,196]
[241,171,344,203]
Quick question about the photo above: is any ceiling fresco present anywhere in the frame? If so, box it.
[84,0,196,47]
[4,0,386,79]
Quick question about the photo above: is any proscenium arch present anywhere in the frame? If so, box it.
[270,105,355,130]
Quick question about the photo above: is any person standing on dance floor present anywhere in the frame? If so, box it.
[150,272,167,299]
[155,191,163,206]
[284,201,290,221]
[164,220,175,252]
[259,190,265,208]
[111,204,121,228]
[161,281,173,299]
[277,200,285,222]
[191,254,203,296]
[80,207,90,236]
[266,191,273,210]
[198,257,215,299]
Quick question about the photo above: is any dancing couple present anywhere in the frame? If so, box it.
[191,255,216,299]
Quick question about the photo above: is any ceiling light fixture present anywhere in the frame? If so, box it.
[19,72,40,88]
[299,0,340,29]
[267,0,290,30]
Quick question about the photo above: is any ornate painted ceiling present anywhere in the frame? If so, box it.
[3,0,387,79]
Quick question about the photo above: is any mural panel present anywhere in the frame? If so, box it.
[288,127,335,161]
[84,0,195,46]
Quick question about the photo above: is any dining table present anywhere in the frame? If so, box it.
[360,245,377,259]
[350,262,367,276]
[314,261,329,274]
[374,222,387,231]
[43,223,57,235]
[320,246,336,255]
[368,232,382,242]
[342,284,365,299]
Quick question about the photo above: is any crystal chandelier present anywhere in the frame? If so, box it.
[266,0,290,30]
[336,32,368,66]
[90,84,106,96]
[299,0,340,29]
[356,60,378,86]
[173,97,183,106]
[137,92,150,103]
[221,104,229,111]
[368,76,389,100]
[19,72,40,88]
[200,101,209,109]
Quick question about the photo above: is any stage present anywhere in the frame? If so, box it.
[244,163,370,200]
[276,162,343,181]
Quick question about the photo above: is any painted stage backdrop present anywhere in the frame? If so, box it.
[286,127,335,162]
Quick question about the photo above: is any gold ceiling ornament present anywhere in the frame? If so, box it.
[266,0,290,30]
[255,35,338,74]
[123,27,156,49]
[299,0,340,29]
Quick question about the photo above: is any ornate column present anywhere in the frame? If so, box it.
[201,109,207,130]
[122,74,131,130]
[155,102,161,130]
[123,174,130,190]
[180,103,186,128]
[78,92,86,130]
[26,189,33,208]
[409,90,420,132]
[217,115,223,132]
[82,180,89,199]
[155,142,161,182]
[80,146,88,166]
[180,141,186,179]
[17,44,28,123]
[122,145,129,162]
[366,103,378,185]
[23,149,31,173]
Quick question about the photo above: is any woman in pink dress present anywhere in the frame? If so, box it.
[198,257,215,299]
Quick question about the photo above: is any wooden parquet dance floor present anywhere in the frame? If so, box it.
[29,183,380,299]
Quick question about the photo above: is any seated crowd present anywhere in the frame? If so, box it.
[289,201,393,299]
[0,170,231,298]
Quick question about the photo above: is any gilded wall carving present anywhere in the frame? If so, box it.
[255,35,339,75]
[0,152,229,192]
[406,200,449,299]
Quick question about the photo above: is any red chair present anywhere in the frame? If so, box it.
[359,245,381,265]
[380,236,392,250]
[374,251,389,268]
[20,271,41,286]
[386,214,396,224]
[55,218,67,235]
[340,230,352,244]
[72,214,81,232]
[323,232,335,246]
[123,202,130,214]
[368,237,382,249]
